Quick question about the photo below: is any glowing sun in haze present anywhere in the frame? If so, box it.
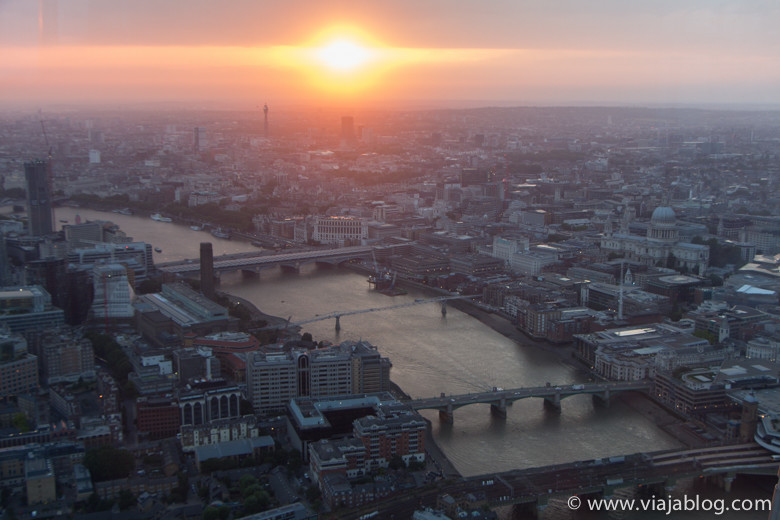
[315,39,373,72]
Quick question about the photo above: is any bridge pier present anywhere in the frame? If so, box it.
[724,473,735,493]
[439,404,454,424]
[490,398,507,419]
[712,473,736,493]
[593,389,611,407]
[441,302,447,316]
[334,316,341,332]
[543,392,561,412]
[536,494,549,517]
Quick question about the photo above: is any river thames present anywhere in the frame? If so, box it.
[53,207,685,479]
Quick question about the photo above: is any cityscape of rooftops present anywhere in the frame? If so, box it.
[1,2,780,520]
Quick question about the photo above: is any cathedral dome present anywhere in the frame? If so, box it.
[650,206,676,227]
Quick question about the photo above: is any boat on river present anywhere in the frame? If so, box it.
[211,228,230,239]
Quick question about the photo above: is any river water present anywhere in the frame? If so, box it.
[48,208,776,518]
[52,207,686,478]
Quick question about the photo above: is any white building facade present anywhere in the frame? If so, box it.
[601,206,709,274]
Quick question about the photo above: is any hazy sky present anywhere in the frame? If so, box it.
[2,0,780,108]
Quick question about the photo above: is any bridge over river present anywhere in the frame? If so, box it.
[410,381,652,424]
[156,245,394,276]
[340,442,778,520]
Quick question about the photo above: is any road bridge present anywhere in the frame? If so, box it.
[410,381,652,424]
[156,245,393,276]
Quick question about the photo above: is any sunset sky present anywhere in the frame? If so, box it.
[2,0,780,109]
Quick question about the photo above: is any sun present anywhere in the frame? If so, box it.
[316,39,373,72]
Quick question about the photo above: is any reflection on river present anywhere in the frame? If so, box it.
[54,207,683,476]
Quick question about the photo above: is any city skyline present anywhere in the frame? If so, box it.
[2,0,780,109]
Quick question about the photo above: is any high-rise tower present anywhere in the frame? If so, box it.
[24,160,54,236]
[263,103,269,138]
[0,234,9,286]
[194,127,206,152]
[200,242,215,299]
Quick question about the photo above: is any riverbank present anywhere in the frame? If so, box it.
[221,268,703,476]
[445,297,582,371]
[379,281,712,451]
[423,419,462,479]
[457,298,708,449]
[220,288,465,477]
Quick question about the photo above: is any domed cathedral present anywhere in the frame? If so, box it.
[601,205,709,275]
[647,206,679,242]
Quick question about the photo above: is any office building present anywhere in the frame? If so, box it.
[312,216,367,246]
[194,127,207,152]
[0,235,10,286]
[179,385,242,427]
[308,401,426,490]
[24,160,54,237]
[0,332,38,395]
[180,415,259,452]
[200,242,215,299]
[91,264,135,320]
[25,457,56,505]
[575,323,722,381]
[0,285,64,333]
[29,327,95,385]
[63,222,103,250]
[135,283,235,344]
[136,397,181,441]
[246,341,391,414]
[68,242,153,288]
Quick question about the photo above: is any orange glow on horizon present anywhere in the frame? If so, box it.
[4,27,776,108]
[316,39,373,72]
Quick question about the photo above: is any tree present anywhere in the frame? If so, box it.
[202,505,230,520]
[693,329,717,345]
[243,490,271,514]
[286,449,302,472]
[407,458,426,471]
[305,486,321,503]
[84,446,134,481]
[11,413,29,432]
[239,474,259,496]
[388,454,405,470]
[118,489,135,510]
